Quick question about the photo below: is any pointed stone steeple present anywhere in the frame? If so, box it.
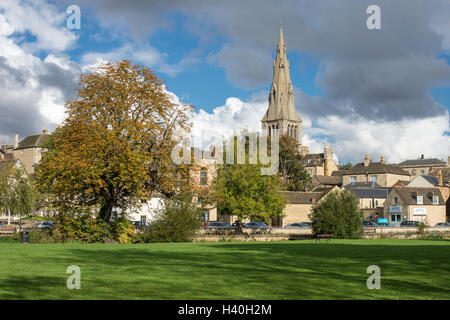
[262,28,302,144]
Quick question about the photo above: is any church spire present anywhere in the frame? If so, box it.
[262,28,303,144]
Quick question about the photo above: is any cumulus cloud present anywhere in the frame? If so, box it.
[0,0,80,144]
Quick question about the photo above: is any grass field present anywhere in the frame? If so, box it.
[0,239,449,299]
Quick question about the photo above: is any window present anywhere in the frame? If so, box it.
[420,170,425,175]
[200,168,208,185]
[433,196,439,205]
[393,197,398,205]
[371,175,378,182]
[307,169,312,175]
[140,215,147,222]
[417,196,423,205]
[350,176,357,183]
[412,169,417,175]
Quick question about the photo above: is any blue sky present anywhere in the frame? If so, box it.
[0,0,449,163]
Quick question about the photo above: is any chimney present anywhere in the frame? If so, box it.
[311,198,316,204]
[421,154,424,160]
[300,145,309,157]
[438,170,443,186]
[380,156,385,164]
[43,128,48,134]
[448,156,450,165]
[364,154,370,167]
[14,134,18,149]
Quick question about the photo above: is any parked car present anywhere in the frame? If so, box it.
[204,221,233,229]
[243,222,271,229]
[434,222,450,228]
[132,221,151,230]
[400,221,420,227]
[38,221,54,229]
[363,220,378,227]
[285,223,309,229]
[300,222,312,228]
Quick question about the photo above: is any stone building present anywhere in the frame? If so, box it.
[383,187,446,226]
[398,155,448,177]
[342,155,410,187]
[261,28,302,144]
[300,145,339,176]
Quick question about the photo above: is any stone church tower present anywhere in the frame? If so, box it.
[262,28,302,145]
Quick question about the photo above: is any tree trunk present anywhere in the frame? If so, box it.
[99,200,114,224]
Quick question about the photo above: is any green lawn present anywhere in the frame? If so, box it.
[0,239,449,299]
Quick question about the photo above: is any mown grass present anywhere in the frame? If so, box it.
[0,239,449,299]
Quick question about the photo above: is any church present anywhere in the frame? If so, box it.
[261,28,339,177]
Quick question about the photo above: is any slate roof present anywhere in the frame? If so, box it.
[15,133,51,150]
[301,153,325,167]
[350,188,389,199]
[421,175,440,186]
[343,181,382,189]
[343,162,409,176]
[282,190,331,204]
[393,187,445,205]
[429,168,450,184]
[398,158,446,167]
[331,170,347,176]
[312,175,342,186]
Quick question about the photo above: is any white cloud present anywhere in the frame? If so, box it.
[81,44,199,77]
[188,92,450,164]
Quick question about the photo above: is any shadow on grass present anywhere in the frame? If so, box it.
[1,241,449,299]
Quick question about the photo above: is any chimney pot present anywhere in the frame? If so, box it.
[364,154,370,167]
[14,134,18,149]
[43,128,48,134]
[380,156,386,164]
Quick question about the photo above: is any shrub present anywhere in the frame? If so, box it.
[109,218,135,244]
[309,190,363,239]
[53,212,110,243]
[142,193,203,243]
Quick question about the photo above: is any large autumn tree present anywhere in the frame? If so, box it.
[35,60,192,223]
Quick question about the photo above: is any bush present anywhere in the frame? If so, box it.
[309,190,363,239]
[140,193,202,243]
[109,218,135,244]
[53,213,110,243]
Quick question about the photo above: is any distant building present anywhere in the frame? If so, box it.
[398,155,448,177]
[1,129,50,174]
[342,155,410,187]
[383,187,446,226]
[300,146,339,177]
[342,181,390,221]
[281,187,340,227]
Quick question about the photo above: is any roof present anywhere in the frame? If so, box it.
[392,187,445,205]
[301,153,325,167]
[343,181,382,189]
[15,133,51,150]
[282,187,336,204]
[398,158,446,167]
[282,191,325,204]
[343,162,409,176]
[312,175,342,186]
[349,188,389,199]
[331,170,347,176]
[420,175,440,186]
[429,168,450,184]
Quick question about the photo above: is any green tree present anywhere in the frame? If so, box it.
[339,162,353,171]
[309,190,363,238]
[0,162,38,221]
[34,60,192,223]
[278,135,312,191]
[213,163,286,224]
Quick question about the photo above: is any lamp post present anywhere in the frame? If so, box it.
[19,179,24,232]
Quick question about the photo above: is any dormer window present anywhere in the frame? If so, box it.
[350,176,357,183]
[371,175,378,182]
[417,196,423,205]
[393,197,398,205]
[433,196,439,205]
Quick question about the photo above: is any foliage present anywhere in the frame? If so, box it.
[278,135,312,191]
[34,60,193,223]
[309,190,363,239]
[140,193,202,242]
[213,163,286,224]
[109,218,135,244]
[339,162,353,171]
[0,162,40,218]
[51,207,110,243]
[417,218,429,237]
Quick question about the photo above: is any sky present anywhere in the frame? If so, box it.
[0,0,449,165]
